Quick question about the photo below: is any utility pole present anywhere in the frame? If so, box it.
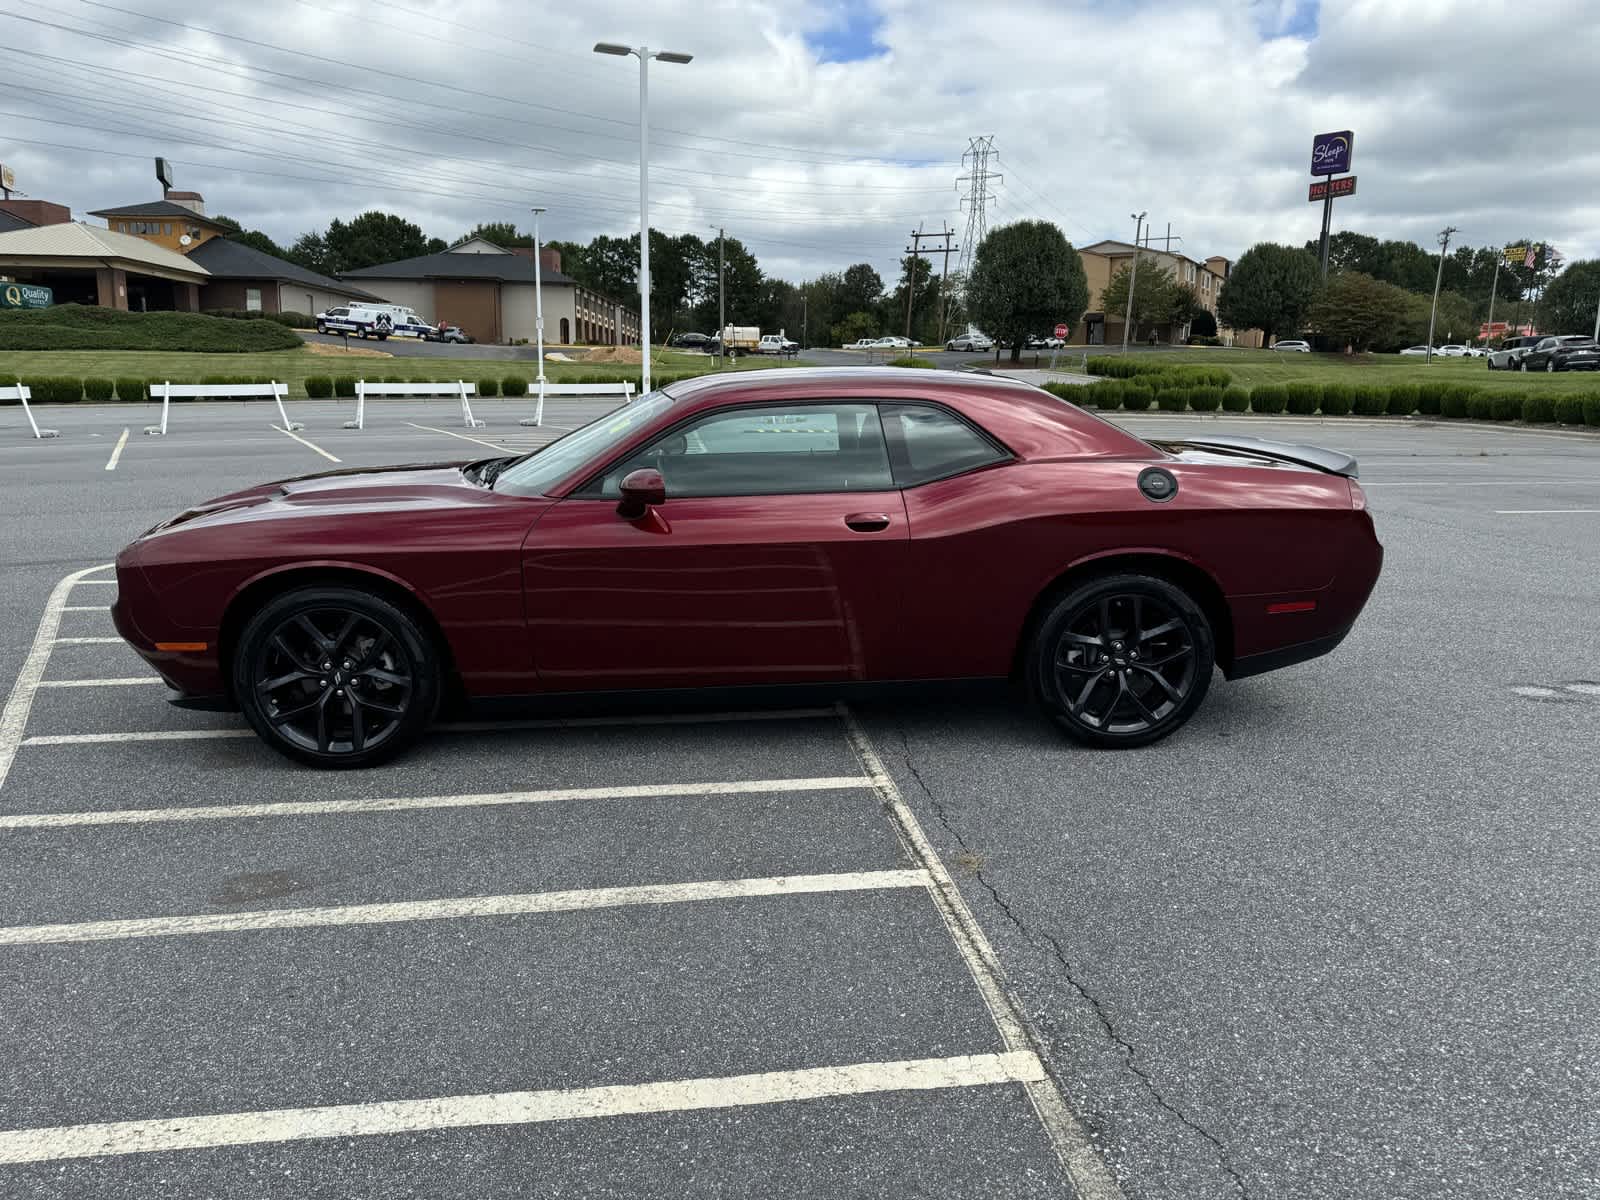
[1121,211,1147,354]
[801,292,807,349]
[711,225,725,368]
[1425,225,1458,364]
[1485,250,1502,347]
[928,222,958,344]
[905,223,944,342]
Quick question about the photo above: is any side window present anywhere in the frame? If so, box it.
[882,403,1009,487]
[593,403,893,497]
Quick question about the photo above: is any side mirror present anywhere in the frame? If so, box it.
[617,467,666,520]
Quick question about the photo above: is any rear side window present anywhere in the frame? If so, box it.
[882,403,1009,487]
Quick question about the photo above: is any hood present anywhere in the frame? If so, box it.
[142,460,487,537]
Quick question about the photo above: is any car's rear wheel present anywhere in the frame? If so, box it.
[1029,573,1214,748]
[234,586,440,768]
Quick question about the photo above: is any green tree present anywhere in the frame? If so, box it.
[1308,272,1412,351]
[1100,263,1203,340]
[839,263,884,314]
[1538,260,1600,335]
[546,240,587,284]
[286,231,332,275]
[966,220,1089,362]
[1217,243,1320,344]
[583,234,640,301]
[688,234,762,331]
[833,310,878,345]
[319,211,437,272]
[212,215,286,259]
[650,231,703,331]
[464,221,532,248]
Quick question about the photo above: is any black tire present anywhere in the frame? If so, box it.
[316,324,327,335]
[1546,361,1555,373]
[233,586,440,768]
[1028,573,1215,748]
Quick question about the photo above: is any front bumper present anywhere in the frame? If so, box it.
[113,549,230,704]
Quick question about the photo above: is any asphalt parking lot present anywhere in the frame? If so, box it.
[2,391,1597,1199]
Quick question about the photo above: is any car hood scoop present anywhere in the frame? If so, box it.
[276,463,473,504]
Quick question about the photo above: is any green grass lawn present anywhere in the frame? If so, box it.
[0,346,800,398]
[1097,348,1600,393]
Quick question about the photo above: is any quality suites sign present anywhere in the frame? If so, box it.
[1311,130,1354,176]
[1,282,52,309]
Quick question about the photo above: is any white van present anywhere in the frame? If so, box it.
[316,303,430,341]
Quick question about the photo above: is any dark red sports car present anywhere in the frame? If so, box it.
[113,368,1382,766]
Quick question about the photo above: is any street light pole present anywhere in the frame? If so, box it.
[595,42,693,394]
[1121,211,1146,355]
[1425,225,1458,365]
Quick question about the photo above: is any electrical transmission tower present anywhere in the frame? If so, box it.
[956,136,1002,280]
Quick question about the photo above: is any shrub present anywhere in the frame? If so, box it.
[1440,385,1477,418]
[1284,382,1321,414]
[1521,394,1556,423]
[0,305,301,352]
[1188,385,1224,412]
[1465,392,1493,420]
[383,375,407,383]
[82,377,115,403]
[1554,394,1585,424]
[22,376,83,403]
[203,308,316,329]
[1415,382,1450,415]
[476,376,499,397]
[1319,383,1353,416]
[1385,384,1419,416]
[1584,393,1600,427]
[1157,387,1188,412]
[1347,384,1384,415]
[303,375,334,399]
[333,375,357,397]
[887,355,935,368]
[1222,386,1250,412]
[501,376,529,396]
[1491,391,1521,421]
[115,377,148,403]
[1250,385,1288,413]
[1121,384,1154,411]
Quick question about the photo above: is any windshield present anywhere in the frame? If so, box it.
[494,392,675,496]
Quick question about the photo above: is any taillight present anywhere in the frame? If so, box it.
[1348,480,1368,511]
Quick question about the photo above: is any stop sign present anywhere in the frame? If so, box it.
[1054,323,1068,339]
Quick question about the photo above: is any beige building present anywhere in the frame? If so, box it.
[341,237,640,346]
[1072,241,1262,349]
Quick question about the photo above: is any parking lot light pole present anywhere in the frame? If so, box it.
[1425,226,1458,365]
[1121,211,1146,355]
[595,42,693,394]
[532,206,547,424]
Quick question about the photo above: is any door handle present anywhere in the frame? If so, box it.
[844,512,891,532]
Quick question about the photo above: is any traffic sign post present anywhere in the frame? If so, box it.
[1048,324,1069,372]
[1311,131,1356,279]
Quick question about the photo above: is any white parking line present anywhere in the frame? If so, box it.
[836,704,1125,1200]
[50,637,123,646]
[61,605,110,612]
[273,426,341,463]
[34,677,161,689]
[1494,508,1600,515]
[0,1051,1042,1165]
[0,565,113,795]
[20,707,840,747]
[0,870,931,946]
[104,428,129,471]
[404,422,516,451]
[0,776,873,830]
[70,580,116,587]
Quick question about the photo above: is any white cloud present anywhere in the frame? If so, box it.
[2,0,1595,282]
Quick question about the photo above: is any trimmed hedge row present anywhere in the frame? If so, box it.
[1084,356,1232,388]
[0,305,303,351]
[202,308,317,329]
[1040,377,1600,426]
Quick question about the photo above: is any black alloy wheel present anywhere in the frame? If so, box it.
[234,586,439,768]
[1031,573,1214,748]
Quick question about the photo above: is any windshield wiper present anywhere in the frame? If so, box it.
[479,456,518,489]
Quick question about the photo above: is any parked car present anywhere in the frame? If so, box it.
[1025,335,1065,349]
[112,368,1382,766]
[872,336,912,350]
[946,332,993,351]
[1486,335,1542,370]
[844,338,879,350]
[1398,345,1433,356]
[1271,340,1311,353]
[424,324,473,344]
[1462,346,1486,357]
[670,332,714,350]
[1436,345,1469,357]
[1519,335,1600,372]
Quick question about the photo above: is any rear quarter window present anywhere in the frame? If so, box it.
[882,403,1010,487]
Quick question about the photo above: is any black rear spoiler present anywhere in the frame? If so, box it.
[1166,434,1359,479]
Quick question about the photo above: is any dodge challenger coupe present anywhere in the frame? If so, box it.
[113,368,1383,767]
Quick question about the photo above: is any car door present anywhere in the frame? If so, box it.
[523,401,909,691]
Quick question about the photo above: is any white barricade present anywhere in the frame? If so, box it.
[3,382,58,439]
[519,380,637,427]
[145,381,298,436]
[344,380,482,430]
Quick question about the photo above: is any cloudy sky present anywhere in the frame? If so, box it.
[2,0,1595,283]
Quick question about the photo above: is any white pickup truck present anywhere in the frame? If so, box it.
[758,334,799,356]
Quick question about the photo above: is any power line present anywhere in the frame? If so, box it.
[46,0,960,169]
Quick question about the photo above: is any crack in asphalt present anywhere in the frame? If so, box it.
[894,726,1253,1200]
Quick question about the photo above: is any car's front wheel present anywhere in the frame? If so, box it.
[1029,573,1214,748]
[234,586,440,768]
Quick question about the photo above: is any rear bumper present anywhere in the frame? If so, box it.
[1229,627,1352,678]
